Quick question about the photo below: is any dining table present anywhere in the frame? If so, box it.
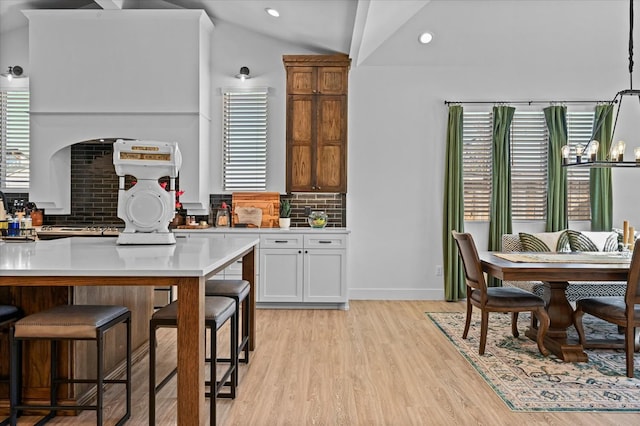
[479,250,630,362]
[0,235,259,425]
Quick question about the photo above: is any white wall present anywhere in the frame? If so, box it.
[347,59,640,300]
[207,21,318,194]
[0,26,29,92]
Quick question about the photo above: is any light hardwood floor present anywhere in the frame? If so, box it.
[14,300,640,425]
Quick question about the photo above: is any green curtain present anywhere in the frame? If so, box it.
[488,106,515,287]
[443,105,466,301]
[590,104,614,231]
[544,106,568,231]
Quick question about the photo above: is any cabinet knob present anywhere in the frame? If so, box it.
[298,250,302,254]
[305,250,308,254]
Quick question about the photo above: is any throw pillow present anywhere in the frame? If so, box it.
[519,230,569,252]
[567,230,618,252]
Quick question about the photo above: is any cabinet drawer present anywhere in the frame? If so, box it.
[303,234,347,249]
[260,234,303,249]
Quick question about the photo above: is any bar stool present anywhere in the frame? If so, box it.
[205,279,251,367]
[9,305,131,426]
[149,296,237,426]
[0,305,22,426]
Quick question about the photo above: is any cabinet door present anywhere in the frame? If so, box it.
[287,66,315,94]
[259,248,304,302]
[315,95,347,193]
[287,95,314,191]
[303,249,346,303]
[317,67,348,95]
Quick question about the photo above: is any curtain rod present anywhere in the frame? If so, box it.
[443,99,616,106]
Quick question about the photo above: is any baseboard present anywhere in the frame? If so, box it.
[347,288,444,300]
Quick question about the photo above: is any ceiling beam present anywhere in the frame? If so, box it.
[94,0,124,9]
[351,0,431,66]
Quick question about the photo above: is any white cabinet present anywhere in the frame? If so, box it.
[173,229,349,309]
[303,234,347,303]
[259,235,304,302]
[259,233,347,308]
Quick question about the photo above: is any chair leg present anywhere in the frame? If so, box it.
[531,307,551,356]
[511,312,519,338]
[479,310,488,355]
[533,308,550,356]
[210,325,217,426]
[462,298,472,340]
[241,293,250,363]
[625,323,635,378]
[573,306,587,346]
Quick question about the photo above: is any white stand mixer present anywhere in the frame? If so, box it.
[113,140,182,245]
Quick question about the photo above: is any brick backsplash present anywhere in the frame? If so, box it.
[209,193,346,228]
[6,142,347,227]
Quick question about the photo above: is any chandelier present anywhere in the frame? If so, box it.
[563,0,640,168]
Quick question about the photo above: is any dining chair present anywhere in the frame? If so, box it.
[451,231,550,356]
[573,239,640,378]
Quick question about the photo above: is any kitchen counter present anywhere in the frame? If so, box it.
[0,236,259,424]
[173,226,350,234]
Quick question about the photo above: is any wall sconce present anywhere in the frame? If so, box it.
[235,66,251,81]
[1,65,24,81]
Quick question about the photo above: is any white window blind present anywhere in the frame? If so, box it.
[223,88,268,191]
[461,108,594,222]
[566,112,594,221]
[0,91,30,189]
[510,112,548,220]
[462,112,492,221]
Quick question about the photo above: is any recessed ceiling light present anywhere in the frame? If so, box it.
[265,8,280,18]
[418,32,433,44]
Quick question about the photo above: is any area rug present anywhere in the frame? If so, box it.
[427,311,640,412]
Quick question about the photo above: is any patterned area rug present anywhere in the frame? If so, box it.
[427,311,640,412]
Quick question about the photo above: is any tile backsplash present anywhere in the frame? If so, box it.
[7,142,347,227]
[210,193,346,228]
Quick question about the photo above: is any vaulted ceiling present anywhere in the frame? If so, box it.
[0,0,634,70]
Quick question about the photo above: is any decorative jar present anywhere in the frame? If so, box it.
[308,211,328,228]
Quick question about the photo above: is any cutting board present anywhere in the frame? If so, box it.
[231,192,280,228]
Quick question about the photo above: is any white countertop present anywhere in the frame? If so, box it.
[172,227,350,234]
[0,236,259,277]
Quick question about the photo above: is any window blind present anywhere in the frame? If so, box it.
[462,112,492,221]
[510,112,548,220]
[461,108,594,222]
[566,111,594,221]
[0,91,30,189]
[223,88,268,191]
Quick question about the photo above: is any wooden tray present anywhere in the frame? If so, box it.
[232,192,280,228]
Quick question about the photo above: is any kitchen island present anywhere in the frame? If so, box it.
[0,235,259,425]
